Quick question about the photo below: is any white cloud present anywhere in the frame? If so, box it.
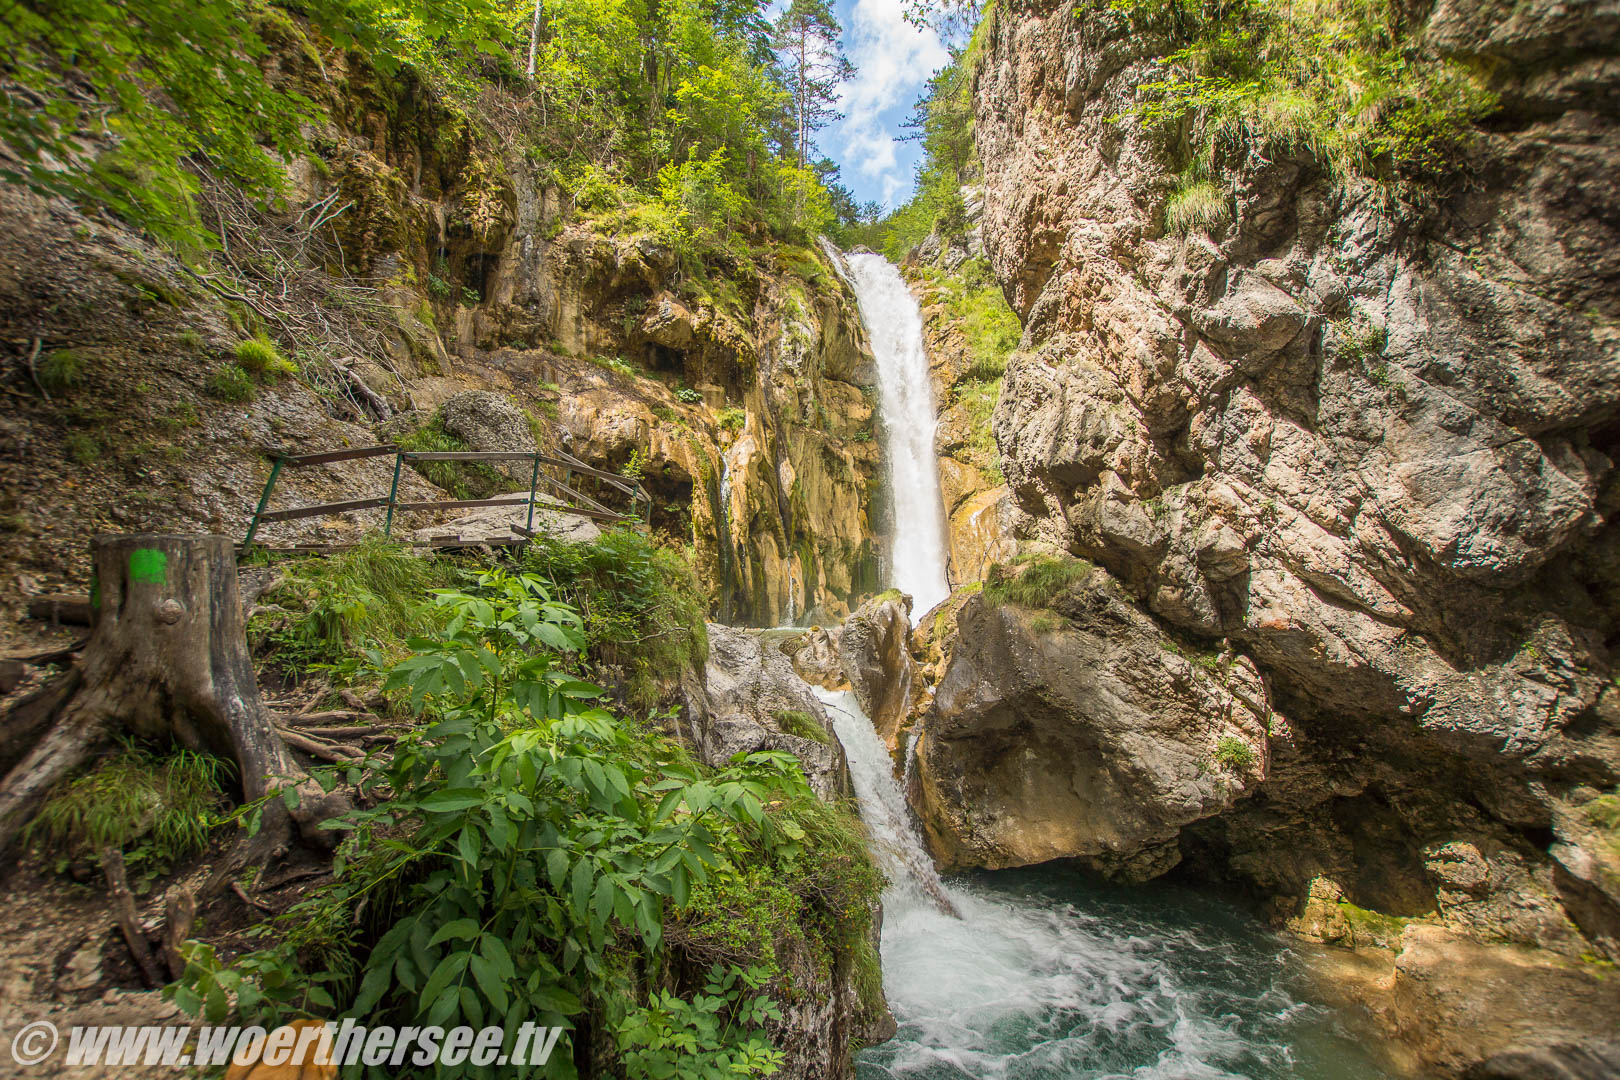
[833,0,948,208]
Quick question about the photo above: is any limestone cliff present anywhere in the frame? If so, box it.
[0,42,882,635]
[918,0,1619,970]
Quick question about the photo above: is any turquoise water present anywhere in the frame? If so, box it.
[857,866,1393,1080]
[813,687,1391,1080]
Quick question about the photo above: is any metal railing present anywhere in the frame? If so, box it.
[241,445,651,552]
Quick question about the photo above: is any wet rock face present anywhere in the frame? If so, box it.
[687,624,850,800]
[910,572,1271,879]
[836,593,915,747]
[971,0,1620,954]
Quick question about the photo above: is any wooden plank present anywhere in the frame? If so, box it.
[539,504,634,524]
[539,474,615,516]
[281,445,398,467]
[255,497,391,523]
[418,536,525,548]
[535,454,640,491]
[394,496,533,512]
[400,451,538,462]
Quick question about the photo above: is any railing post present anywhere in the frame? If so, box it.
[243,457,284,550]
[383,452,404,538]
[524,453,541,537]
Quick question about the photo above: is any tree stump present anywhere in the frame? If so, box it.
[0,535,347,859]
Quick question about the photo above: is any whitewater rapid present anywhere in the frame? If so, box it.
[841,253,951,618]
[815,687,1391,1080]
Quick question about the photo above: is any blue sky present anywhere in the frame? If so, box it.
[822,0,950,210]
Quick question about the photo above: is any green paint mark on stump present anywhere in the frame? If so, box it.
[129,548,168,585]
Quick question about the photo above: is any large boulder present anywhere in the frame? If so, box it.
[686,624,849,800]
[1392,924,1620,1077]
[910,568,1272,879]
[837,593,915,748]
[439,389,536,481]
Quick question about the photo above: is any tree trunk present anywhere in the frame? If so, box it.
[0,535,347,859]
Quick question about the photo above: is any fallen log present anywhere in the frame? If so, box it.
[25,594,93,627]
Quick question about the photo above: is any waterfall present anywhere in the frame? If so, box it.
[815,686,1394,1080]
[840,253,951,618]
[816,689,957,918]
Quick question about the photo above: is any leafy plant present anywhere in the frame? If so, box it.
[522,529,708,709]
[675,386,704,405]
[177,570,829,1077]
[1212,736,1257,771]
[249,539,467,674]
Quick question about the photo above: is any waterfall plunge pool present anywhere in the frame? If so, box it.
[814,689,1395,1080]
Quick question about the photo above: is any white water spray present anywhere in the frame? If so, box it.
[815,687,1392,1080]
[841,253,951,618]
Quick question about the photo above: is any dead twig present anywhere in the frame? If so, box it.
[231,880,276,913]
[23,336,46,401]
[277,727,364,763]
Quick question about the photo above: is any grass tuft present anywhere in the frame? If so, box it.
[235,335,297,380]
[774,709,832,746]
[1166,179,1231,235]
[26,743,229,873]
[206,363,257,402]
[984,554,1094,610]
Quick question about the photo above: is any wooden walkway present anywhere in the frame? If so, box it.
[241,445,650,553]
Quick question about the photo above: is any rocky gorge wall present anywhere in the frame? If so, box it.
[0,37,883,634]
[964,0,1619,944]
[888,0,1620,1059]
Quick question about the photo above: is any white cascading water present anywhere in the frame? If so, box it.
[841,253,951,618]
[815,686,1392,1080]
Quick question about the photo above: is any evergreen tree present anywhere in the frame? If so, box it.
[772,0,854,168]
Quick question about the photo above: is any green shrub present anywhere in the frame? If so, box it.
[1213,736,1257,771]
[176,572,876,1076]
[676,386,703,404]
[1165,179,1231,235]
[774,709,832,745]
[205,363,256,402]
[984,554,1094,610]
[234,335,296,380]
[523,529,708,709]
[717,406,746,433]
[249,539,468,674]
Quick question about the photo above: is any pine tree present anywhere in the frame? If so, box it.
[772,0,855,168]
